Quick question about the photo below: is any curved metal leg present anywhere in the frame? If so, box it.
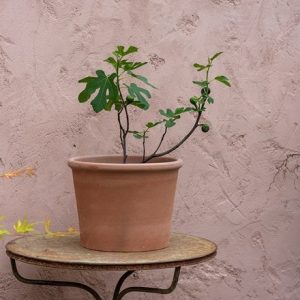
[10,259,103,300]
[113,267,181,300]
[113,270,135,299]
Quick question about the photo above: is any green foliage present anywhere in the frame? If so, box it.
[126,95,134,104]
[130,131,144,139]
[127,71,157,89]
[193,64,208,72]
[126,83,151,110]
[190,97,198,106]
[215,75,231,87]
[146,121,162,128]
[113,45,138,57]
[159,107,192,118]
[105,45,147,72]
[165,119,176,128]
[210,52,223,62]
[207,96,214,104]
[78,71,119,112]
[121,61,148,71]
[77,45,231,162]
[104,56,117,68]
[193,80,209,88]
[158,107,193,128]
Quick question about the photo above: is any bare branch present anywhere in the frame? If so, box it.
[143,108,203,163]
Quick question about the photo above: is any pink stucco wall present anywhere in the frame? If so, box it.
[1,0,300,299]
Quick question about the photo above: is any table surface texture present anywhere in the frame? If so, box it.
[6,233,217,270]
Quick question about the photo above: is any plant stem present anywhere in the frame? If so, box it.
[142,131,146,161]
[143,108,203,163]
[142,126,168,163]
[116,58,130,163]
[143,65,210,163]
[117,109,126,159]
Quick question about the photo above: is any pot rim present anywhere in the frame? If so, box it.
[68,155,183,171]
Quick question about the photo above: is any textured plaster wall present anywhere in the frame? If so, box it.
[0,0,300,299]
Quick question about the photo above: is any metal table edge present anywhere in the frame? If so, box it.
[6,250,217,271]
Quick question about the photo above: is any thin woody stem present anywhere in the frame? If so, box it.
[117,110,126,159]
[142,132,146,162]
[142,126,168,163]
[142,109,203,163]
[116,57,130,163]
[143,64,210,163]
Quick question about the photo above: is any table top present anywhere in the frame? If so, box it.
[6,233,217,271]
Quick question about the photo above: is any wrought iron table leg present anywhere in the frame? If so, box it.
[113,267,181,300]
[10,258,103,300]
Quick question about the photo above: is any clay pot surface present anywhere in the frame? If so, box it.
[68,155,182,252]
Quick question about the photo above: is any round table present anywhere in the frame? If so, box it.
[6,233,217,299]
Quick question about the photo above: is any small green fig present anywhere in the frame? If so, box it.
[201,124,209,132]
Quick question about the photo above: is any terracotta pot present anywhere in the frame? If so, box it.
[68,155,182,252]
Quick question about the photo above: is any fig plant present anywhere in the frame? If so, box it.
[78,46,230,163]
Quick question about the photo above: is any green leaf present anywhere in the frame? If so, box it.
[193,64,207,71]
[13,217,35,233]
[215,75,231,87]
[113,45,125,57]
[126,83,151,110]
[174,107,192,115]
[146,121,162,128]
[114,102,122,112]
[174,107,185,115]
[159,109,174,118]
[78,77,100,103]
[166,109,174,117]
[193,80,209,88]
[105,98,122,111]
[190,97,198,107]
[114,45,138,57]
[121,61,147,71]
[129,130,144,139]
[210,52,223,61]
[133,133,143,139]
[117,45,125,54]
[130,101,147,109]
[207,96,214,104]
[124,46,138,55]
[165,119,176,128]
[104,56,117,68]
[127,71,157,89]
[90,71,118,112]
[78,71,119,112]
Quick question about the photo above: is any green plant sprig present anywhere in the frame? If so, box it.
[78,46,231,163]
